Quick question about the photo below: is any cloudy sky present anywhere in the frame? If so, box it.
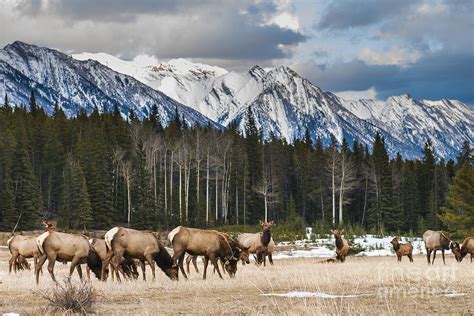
[1,0,473,104]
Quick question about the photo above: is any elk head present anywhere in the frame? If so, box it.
[331,229,345,239]
[224,256,239,278]
[260,220,274,232]
[449,241,463,262]
[239,246,251,264]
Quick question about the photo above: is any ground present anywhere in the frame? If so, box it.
[0,247,473,315]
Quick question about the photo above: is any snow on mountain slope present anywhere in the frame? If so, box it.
[0,42,218,127]
[340,94,473,159]
[2,42,472,159]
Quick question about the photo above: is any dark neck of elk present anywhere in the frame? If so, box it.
[261,229,271,246]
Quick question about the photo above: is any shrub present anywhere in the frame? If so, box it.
[40,279,96,314]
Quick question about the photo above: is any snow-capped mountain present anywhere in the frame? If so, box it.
[72,51,472,159]
[0,41,218,127]
[1,42,472,159]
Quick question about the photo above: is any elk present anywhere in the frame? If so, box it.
[35,223,102,284]
[184,232,250,275]
[88,238,139,280]
[423,230,452,265]
[168,226,239,279]
[390,236,414,262]
[7,234,41,273]
[452,237,474,263]
[102,227,178,282]
[331,229,350,262]
[237,221,274,266]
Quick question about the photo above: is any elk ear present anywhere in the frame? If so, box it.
[341,229,345,234]
[259,220,264,226]
[224,260,230,266]
[330,229,335,234]
[269,221,274,226]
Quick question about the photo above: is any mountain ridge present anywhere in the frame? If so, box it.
[1,41,472,159]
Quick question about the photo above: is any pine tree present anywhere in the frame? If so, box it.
[439,163,474,237]
[29,90,38,114]
[12,132,42,229]
[72,162,92,231]
[456,141,473,167]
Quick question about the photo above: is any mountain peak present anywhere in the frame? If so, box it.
[249,65,266,80]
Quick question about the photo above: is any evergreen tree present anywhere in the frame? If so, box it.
[439,163,474,237]
[72,162,92,230]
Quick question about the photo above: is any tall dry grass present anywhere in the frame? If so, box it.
[0,250,472,315]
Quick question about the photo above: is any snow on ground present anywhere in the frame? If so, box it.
[261,291,374,299]
[273,234,453,259]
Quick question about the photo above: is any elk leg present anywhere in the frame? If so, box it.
[69,257,81,280]
[9,253,19,273]
[144,255,155,281]
[471,253,473,263]
[210,254,223,279]
[86,266,91,280]
[47,254,57,283]
[426,248,431,264]
[139,259,146,281]
[442,250,446,265]
[193,256,199,273]
[408,253,413,262]
[76,264,83,280]
[185,255,191,274]
[202,256,209,280]
[111,252,125,283]
[178,253,188,280]
[432,250,437,265]
[269,253,274,265]
[35,254,47,284]
[101,251,113,281]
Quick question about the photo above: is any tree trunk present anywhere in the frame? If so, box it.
[332,156,336,226]
[339,155,345,225]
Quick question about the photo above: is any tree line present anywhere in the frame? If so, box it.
[0,92,472,236]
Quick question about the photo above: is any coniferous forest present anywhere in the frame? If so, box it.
[0,92,472,237]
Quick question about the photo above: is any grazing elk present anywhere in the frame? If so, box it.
[237,221,274,266]
[168,226,239,279]
[185,232,250,275]
[7,234,41,273]
[103,227,178,282]
[35,223,102,284]
[423,230,453,265]
[88,238,139,280]
[331,229,350,262]
[390,236,414,262]
[451,237,474,263]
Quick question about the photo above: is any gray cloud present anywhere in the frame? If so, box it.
[294,51,474,104]
[4,0,305,62]
[317,0,417,30]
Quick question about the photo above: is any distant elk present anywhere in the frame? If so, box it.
[423,230,453,264]
[102,227,178,282]
[331,229,350,262]
[7,234,41,273]
[390,236,414,262]
[450,237,474,263]
[185,232,250,275]
[168,226,239,279]
[237,221,275,266]
[88,238,139,280]
[35,222,103,284]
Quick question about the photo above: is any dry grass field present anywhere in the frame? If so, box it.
[0,247,473,315]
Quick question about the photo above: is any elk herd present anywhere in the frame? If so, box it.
[6,222,473,285]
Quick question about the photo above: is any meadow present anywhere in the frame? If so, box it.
[0,247,473,315]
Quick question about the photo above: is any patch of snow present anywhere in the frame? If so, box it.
[261,291,373,299]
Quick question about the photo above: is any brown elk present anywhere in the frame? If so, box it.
[423,230,452,264]
[102,227,178,282]
[185,232,250,275]
[88,238,139,280]
[7,234,41,273]
[256,238,275,266]
[390,236,414,262]
[237,221,274,266]
[451,237,474,263]
[331,229,350,262]
[14,255,31,270]
[168,226,239,279]
[35,223,102,284]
